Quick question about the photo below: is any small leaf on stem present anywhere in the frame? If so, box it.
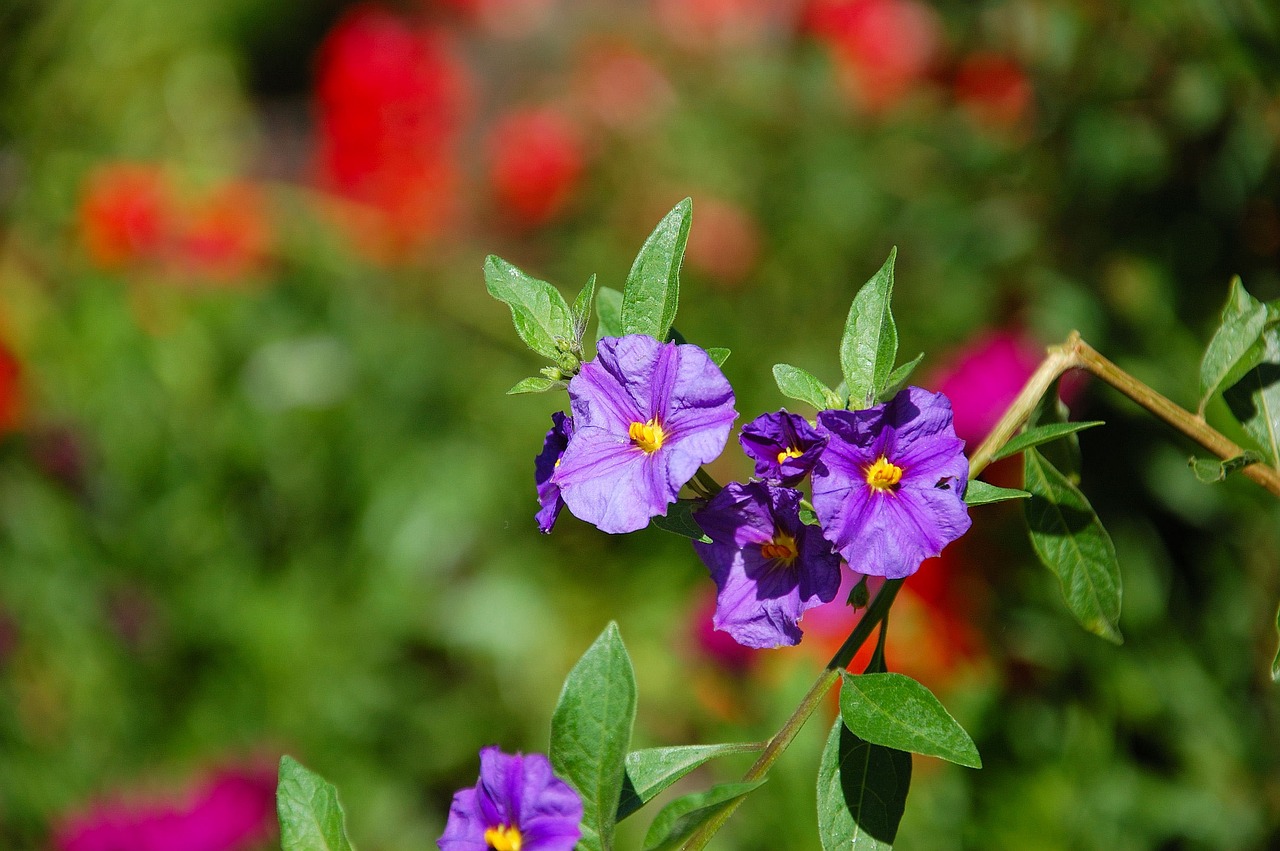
[840,248,898,409]
[617,742,765,821]
[816,718,910,851]
[621,198,692,341]
[773,363,843,411]
[964,480,1031,506]
[838,672,981,767]
[484,255,573,360]
[277,756,356,851]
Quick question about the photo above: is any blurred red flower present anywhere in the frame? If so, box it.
[0,339,21,435]
[487,107,588,228]
[802,0,942,112]
[174,182,273,284]
[314,3,471,257]
[54,764,276,851]
[954,53,1033,129]
[78,164,176,271]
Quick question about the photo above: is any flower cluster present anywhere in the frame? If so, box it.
[440,747,582,851]
[531,330,972,651]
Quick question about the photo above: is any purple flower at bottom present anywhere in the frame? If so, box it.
[812,386,971,580]
[439,747,582,851]
[739,410,827,485]
[534,412,574,533]
[553,334,737,534]
[694,481,842,649]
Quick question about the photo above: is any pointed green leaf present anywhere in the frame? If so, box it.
[1199,277,1271,415]
[550,623,637,851]
[596,286,624,343]
[1023,449,1123,643]
[617,742,765,821]
[277,756,356,851]
[650,500,711,543]
[484,255,573,359]
[641,779,766,851]
[1188,451,1265,483]
[621,198,692,341]
[506,376,563,395]
[991,421,1105,462]
[572,274,598,343]
[817,718,911,851]
[1027,380,1082,482]
[964,480,1031,506]
[840,248,899,409]
[838,672,980,767]
[706,347,730,367]
[1224,325,1280,465]
[773,363,843,411]
[875,352,924,403]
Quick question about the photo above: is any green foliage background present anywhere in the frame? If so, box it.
[0,1,1279,848]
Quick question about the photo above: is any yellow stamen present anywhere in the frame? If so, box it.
[776,446,804,464]
[864,455,904,491]
[628,418,666,454]
[484,824,523,851]
[760,531,799,565]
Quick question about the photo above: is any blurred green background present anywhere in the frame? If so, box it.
[1,1,1279,848]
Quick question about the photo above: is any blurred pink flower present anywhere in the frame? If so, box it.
[54,765,276,851]
[313,3,471,258]
[573,42,674,133]
[928,330,1047,447]
[954,53,1033,130]
[683,196,761,288]
[802,0,942,112]
[487,107,588,228]
[653,0,783,51]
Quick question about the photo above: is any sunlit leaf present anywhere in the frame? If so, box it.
[641,780,765,851]
[816,718,910,851]
[506,376,563,395]
[484,255,573,359]
[550,623,637,851]
[706,347,730,366]
[840,248,898,409]
[875,352,924,403]
[1023,449,1123,644]
[277,756,356,851]
[1188,451,1265,483]
[571,274,598,343]
[964,480,1031,506]
[1199,277,1271,415]
[596,286,624,342]
[838,672,980,767]
[991,421,1105,462]
[773,363,842,411]
[621,198,692,341]
[617,742,765,821]
[1224,326,1280,466]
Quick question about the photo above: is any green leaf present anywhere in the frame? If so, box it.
[875,352,923,403]
[506,376,563,395]
[840,248,899,409]
[1273,601,1280,682]
[706,347,730,367]
[991,421,1105,462]
[571,274,598,343]
[816,718,911,851]
[1224,325,1280,465]
[838,672,981,767]
[484,255,573,360]
[641,779,766,851]
[964,480,1031,506]
[650,500,711,542]
[617,742,765,821]
[1027,380,1082,482]
[1023,449,1123,644]
[277,756,356,851]
[1188,451,1265,483]
[773,363,842,411]
[550,623,637,851]
[1199,277,1271,415]
[596,286,624,343]
[621,198,692,341]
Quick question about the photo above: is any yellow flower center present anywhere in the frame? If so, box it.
[760,531,799,565]
[776,446,804,464]
[484,824,523,851]
[864,455,904,492]
[629,418,666,454]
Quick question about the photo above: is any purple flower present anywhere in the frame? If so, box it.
[553,334,737,534]
[812,386,971,579]
[535,412,574,533]
[694,481,842,649]
[439,747,583,851]
[739,410,828,485]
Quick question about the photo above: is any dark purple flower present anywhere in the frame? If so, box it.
[812,386,971,579]
[694,481,842,649]
[553,334,737,534]
[535,412,574,533]
[439,747,582,851]
[739,410,827,485]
